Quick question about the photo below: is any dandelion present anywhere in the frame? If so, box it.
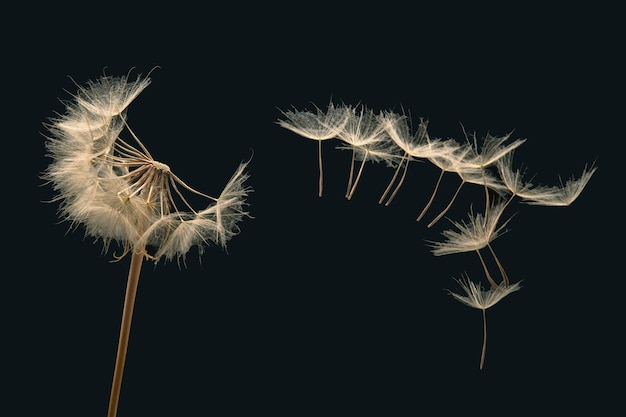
[447,275,522,369]
[42,71,251,417]
[277,101,351,197]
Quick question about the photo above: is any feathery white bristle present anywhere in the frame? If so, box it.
[44,72,251,263]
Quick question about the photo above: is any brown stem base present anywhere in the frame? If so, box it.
[107,251,144,417]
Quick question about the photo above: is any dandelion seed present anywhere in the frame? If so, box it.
[334,106,400,200]
[461,127,527,170]
[450,128,526,227]
[495,150,597,207]
[495,151,537,202]
[447,275,522,369]
[277,101,351,197]
[428,200,512,288]
[422,129,522,228]
[519,163,597,206]
[493,149,555,217]
[378,112,452,206]
[42,71,251,417]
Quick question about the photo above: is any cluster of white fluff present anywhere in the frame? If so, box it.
[278,101,597,368]
[277,101,597,290]
[43,72,251,263]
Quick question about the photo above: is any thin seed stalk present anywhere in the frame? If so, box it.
[379,152,407,205]
[347,153,369,200]
[416,169,445,222]
[482,167,490,229]
[385,157,410,206]
[480,308,487,370]
[487,243,509,288]
[318,140,324,197]
[475,249,500,290]
[427,179,465,228]
[107,251,144,417]
[346,148,356,198]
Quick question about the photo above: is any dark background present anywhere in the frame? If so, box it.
[7,3,622,416]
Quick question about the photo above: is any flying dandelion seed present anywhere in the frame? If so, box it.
[276,101,351,197]
[334,104,393,199]
[424,130,522,228]
[428,200,512,289]
[334,106,401,200]
[42,69,251,417]
[447,275,522,369]
[377,111,452,206]
[518,164,597,206]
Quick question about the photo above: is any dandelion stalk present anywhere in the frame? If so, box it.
[346,152,368,200]
[475,249,500,290]
[383,155,410,206]
[487,243,509,288]
[346,148,357,198]
[427,179,465,228]
[416,168,445,221]
[318,139,324,197]
[480,308,487,370]
[107,251,143,417]
[482,168,491,229]
[379,153,408,205]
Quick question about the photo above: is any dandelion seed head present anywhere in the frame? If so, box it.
[43,72,251,263]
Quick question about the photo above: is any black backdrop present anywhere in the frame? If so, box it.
[8,3,622,416]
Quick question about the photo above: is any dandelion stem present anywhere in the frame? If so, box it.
[318,140,324,197]
[347,152,368,200]
[502,192,516,212]
[417,169,445,222]
[475,249,500,290]
[385,157,410,206]
[107,251,144,417]
[487,243,509,288]
[482,168,490,229]
[346,148,356,198]
[480,308,487,370]
[427,179,465,228]
[379,153,407,205]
